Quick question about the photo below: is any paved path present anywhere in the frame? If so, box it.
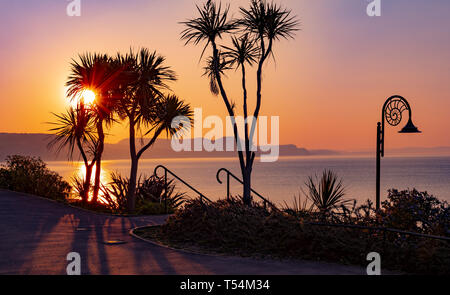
[0,190,367,275]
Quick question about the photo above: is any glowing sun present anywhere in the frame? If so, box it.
[81,89,96,105]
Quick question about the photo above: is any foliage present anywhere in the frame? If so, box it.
[100,172,130,213]
[94,172,186,214]
[180,0,238,53]
[0,155,71,201]
[284,186,449,238]
[70,175,89,201]
[0,168,11,188]
[48,103,97,159]
[281,194,313,219]
[222,34,260,69]
[380,189,449,236]
[302,170,348,215]
[157,197,450,274]
[137,175,185,206]
[238,0,299,42]
[202,52,232,95]
[48,102,98,203]
[113,48,192,213]
[136,201,174,215]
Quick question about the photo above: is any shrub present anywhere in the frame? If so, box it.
[0,168,11,188]
[136,200,173,215]
[302,170,349,217]
[137,175,186,210]
[158,197,450,274]
[380,189,449,236]
[71,175,89,202]
[94,172,186,214]
[0,155,71,201]
[100,172,130,213]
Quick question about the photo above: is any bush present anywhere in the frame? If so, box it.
[95,172,186,214]
[100,172,130,213]
[137,175,186,211]
[380,189,449,236]
[0,155,71,201]
[136,200,174,215]
[157,197,450,274]
[283,189,449,238]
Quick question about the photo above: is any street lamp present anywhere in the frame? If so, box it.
[376,95,421,210]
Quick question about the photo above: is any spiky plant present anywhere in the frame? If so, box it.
[303,170,348,216]
[48,104,97,203]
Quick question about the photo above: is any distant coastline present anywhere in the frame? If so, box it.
[1,133,450,161]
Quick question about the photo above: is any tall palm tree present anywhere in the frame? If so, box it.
[48,103,97,203]
[222,34,259,199]
[125,94,192,212]
[182,0,298,205]
[181,0,248,201]
[66,53,126,203]
[238,0,298,204]
[114,49,192,212]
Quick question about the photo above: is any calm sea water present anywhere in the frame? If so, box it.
[47,156,450,206]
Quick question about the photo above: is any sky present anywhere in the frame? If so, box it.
[0,0,449,151]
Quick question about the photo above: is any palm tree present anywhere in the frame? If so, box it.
[66,53,126,203]
[182,0,299,205]
[114,49,192,213]
[48,103,97,203]
[126,94,192,212]
[239,0,298,204]
[222,34,260,201]
[181,0,249,202]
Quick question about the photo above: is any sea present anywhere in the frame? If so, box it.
[47,155,450,206]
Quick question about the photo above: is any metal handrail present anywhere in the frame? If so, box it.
[307,222,450,242]
[154,165,212,212]
[216,168,278,211]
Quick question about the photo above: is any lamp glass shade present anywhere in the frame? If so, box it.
[399,118,421,133]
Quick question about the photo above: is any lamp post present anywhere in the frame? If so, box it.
[376,95,421,210]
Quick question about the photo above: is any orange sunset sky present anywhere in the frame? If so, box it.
[0,0,449,151]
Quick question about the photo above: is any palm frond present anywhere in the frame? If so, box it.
[222,33,260,69]
[114,48,177,126]
[239,0,300,52]
[152,94,193,138]
[180,0,238,58]
[202,52,232,95]
[47,104,97,159]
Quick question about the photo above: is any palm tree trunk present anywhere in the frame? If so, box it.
[92,119,104,203]
[242,65,252,205]
[127,119,138,213]
[75,136,91,204]
[83,164,93,203]
[128,157,138,213]
[211,41,248,204]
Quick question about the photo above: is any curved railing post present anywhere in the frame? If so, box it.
[216,168,277,211]
[154,165,212,205]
